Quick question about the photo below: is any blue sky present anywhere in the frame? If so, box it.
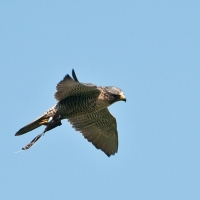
[1,1,200,199]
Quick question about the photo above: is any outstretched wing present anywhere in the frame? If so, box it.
[54,70,99,101]
[68,108,118,156]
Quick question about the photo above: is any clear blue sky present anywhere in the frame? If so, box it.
[1,1,200,199]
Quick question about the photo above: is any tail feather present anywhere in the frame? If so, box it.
[15,115,50,136]
[15,106,56,136]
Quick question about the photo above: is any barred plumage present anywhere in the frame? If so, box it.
[15,69,126,157]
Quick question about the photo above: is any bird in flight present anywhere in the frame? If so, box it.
[15,69,126,156]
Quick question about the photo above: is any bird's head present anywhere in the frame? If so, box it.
[104,86,126,104]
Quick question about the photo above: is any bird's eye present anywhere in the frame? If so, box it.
[112,94,119,99]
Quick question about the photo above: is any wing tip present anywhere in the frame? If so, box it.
[104,148,118,157]
[72,69,79,82]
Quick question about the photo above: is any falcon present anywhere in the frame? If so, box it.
[15,69,126,156]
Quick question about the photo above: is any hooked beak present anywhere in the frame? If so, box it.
[119,94,126,102]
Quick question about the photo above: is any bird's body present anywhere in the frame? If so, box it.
[15,70,126,156]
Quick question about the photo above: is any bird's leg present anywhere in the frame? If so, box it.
[22,132,44,150]
[22,115,62,150]
[43,114,62,133]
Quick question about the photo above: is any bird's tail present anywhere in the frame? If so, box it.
[15,106,56,136]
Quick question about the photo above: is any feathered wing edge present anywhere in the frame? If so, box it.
[54,69,99,101]
[68,108,118,157]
